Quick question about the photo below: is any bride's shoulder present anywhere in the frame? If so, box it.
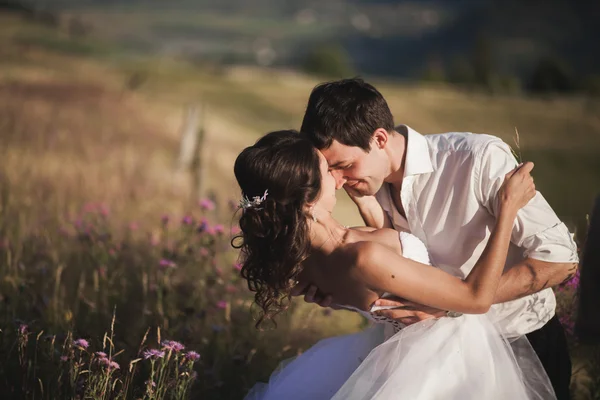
[342,227,400,256]
[342,229,402,260]
[358,228,402,254]
[369,227,401,240]
[340,240,406,278]
[348,227,398,242]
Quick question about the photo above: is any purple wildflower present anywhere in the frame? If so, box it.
[73,339,89,349]
[559,315,575,335]
[196,222,208,233]
[18,324,28,335]
[60,355,68,362]
[197,218,208,233]
[566,269,580,289]
[199,248,209,257]
[181,215,194,225]
[95,351,107,358]
[230,226,241,235]
[143,349,165,360]
[199,198,216,211]
[213,224,224,234]
[109,361,120,370]
[217,301,228,309]
[161,340,185,352]
[97,357,111,367]
[99,204,110,217]
[161,215,170,226]
[185,351,200,362]
[159,259,176,270]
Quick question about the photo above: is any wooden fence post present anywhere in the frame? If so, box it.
[177,103,206,202]
[575,194,600,344]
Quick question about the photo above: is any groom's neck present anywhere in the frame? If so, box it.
[384,130,407,186]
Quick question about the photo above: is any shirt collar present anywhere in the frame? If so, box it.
[398,125,434,177]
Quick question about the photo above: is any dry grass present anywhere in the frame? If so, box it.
[0,78,185,225]
[0,10,364,337]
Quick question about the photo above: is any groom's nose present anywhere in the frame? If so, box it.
[332,171,347,190]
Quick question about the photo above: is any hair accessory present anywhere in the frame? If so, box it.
[239,189,269,210]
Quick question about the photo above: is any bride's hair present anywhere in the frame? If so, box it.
[233,130,321,327]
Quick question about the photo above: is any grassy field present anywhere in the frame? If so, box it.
[0,12,599,399]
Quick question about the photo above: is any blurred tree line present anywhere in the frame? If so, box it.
[417,0,600,96]
[296,0,600,96]
[421,33,600,96]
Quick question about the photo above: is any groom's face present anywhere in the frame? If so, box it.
[321,139,387,196]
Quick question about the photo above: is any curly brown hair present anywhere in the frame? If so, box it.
[232,130,321,327]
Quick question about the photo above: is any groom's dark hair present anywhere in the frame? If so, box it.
[300,78,395,152]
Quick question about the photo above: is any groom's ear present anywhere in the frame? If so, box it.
[372,128,389,150]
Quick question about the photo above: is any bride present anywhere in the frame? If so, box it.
[233,130,555,399]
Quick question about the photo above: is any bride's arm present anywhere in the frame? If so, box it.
[350,163,536,314]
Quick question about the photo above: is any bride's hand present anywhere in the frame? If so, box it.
[344,184,373,204]
[497,162,536,215]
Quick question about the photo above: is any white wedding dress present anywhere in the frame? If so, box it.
[245,232,556,400]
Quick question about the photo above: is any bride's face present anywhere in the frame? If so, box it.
[315,150,337,212]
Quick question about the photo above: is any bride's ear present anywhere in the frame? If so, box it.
[372,128,389,150]
[304,203,318,222]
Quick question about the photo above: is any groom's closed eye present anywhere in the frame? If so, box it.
[329,162,352,170]
[336,164,352,170]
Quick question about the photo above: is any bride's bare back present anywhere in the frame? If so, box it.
[298,227,403,311]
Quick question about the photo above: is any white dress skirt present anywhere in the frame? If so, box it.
[245,232,556,400]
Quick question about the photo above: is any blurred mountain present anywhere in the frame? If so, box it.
[5,0,599,84]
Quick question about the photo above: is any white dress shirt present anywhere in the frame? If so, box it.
[376,125,579,337]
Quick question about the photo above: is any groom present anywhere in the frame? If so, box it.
[296,78,578,399]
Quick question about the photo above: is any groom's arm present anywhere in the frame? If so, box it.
[477,140,579,303]
[373,140,578,321]
[493,258,578,303]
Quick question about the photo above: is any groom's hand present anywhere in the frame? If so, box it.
[373,297,446,326]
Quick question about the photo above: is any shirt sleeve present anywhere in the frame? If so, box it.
[475,139,579,263]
